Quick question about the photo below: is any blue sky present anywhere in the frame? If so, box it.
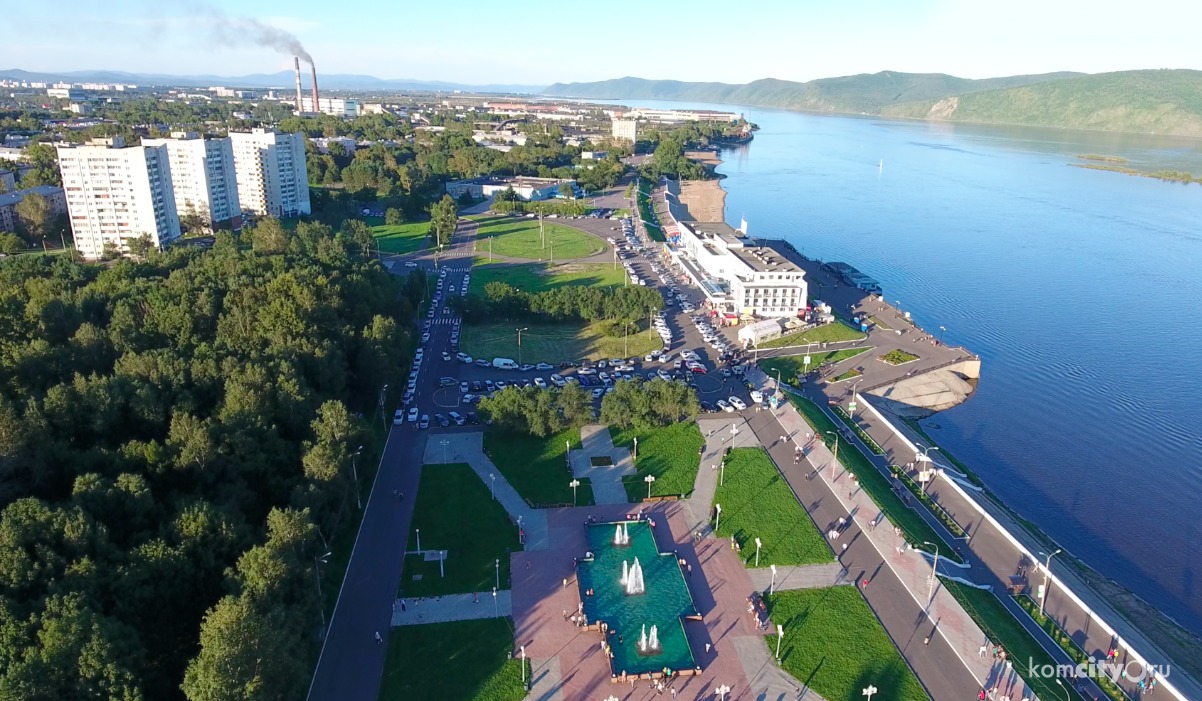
[3,0,1200,85]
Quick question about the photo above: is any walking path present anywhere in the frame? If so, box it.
[569,424,634,505]
[745,563,850,592]
[732,636,826,701]
[422,432,550,551]
[391,591,513,626]
[524,657,565,701]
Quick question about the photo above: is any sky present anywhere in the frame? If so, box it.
[3,0,1201,86]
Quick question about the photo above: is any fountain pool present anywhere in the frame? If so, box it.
[577,521,699,677]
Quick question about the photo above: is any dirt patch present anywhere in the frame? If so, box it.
[685,150,722,166]
[677,180,728,222]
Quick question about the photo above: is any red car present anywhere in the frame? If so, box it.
[689,364,708,374]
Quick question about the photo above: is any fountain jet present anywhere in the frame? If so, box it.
[624,557,645,596]
[637,624,662,655]
[614,523,630,546]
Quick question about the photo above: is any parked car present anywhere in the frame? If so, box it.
[536,362,554,371]
[434,413,450,427]
[475,359,491,367]
[407,407,420,422]
[419,414,430,429]
[728,396,747,411]
[392,409,405,426]
[448,411,466,426]
[717,399,733,413]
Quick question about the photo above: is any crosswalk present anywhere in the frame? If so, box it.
[427,317,461,326]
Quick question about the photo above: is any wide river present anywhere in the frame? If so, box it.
[603,98,1202,635]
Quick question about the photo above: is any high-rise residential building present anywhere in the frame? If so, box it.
[55,136,180,259]
[143,132,241,230]
[611,118,638,142]
[229,128,311,218]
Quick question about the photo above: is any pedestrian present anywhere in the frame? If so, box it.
[978,690,986,701]
[705,643,712,654]
[861,578,868,588]
[842,543,848,553]
[671,687,678,698]
[687,564,692,576]
[400,599,407,612]
[375,631,383,644]
[978,645,987,657]
[562,578,568,589]
[563,609,568,620]
[474,592,479,604]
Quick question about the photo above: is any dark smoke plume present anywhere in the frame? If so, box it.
[182,1,313,63]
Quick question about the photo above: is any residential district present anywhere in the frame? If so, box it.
[0,66,1194,701]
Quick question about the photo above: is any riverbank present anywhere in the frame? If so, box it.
[677,151,729,221]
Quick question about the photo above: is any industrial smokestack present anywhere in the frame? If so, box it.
[293,56,304,112]
[310,62,320,114]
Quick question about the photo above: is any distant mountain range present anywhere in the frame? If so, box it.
[544,70,1202,136]
[0,68,543,94]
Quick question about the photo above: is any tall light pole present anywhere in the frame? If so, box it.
[775,624,784,660]
[715,685,731,701]
[863,685,878,701]
[516,327,529,366]
[755,537,763,567]
[492,587,498,617]
[939,325,947,344]
[1055,680,1070,701]
[633,436,638,460]
[416,528,422,552]
[520,645,527,688]
[569,479,580,505]
[916,444,940,492]
[351,445,364,509]
[824,430,839,477]
[850,379,863,418]
[769,564,777,594]
[314,551,331,631]
[802,342,816,375]
[644,475,655,499]
[714,503,722,532]
[490,472,496,499]
[922,540,940,609]
[1039,549,1062,617]
[441,438,450,465]
[774,368,782,396]
[495,558,500,590]
[719,460,725,486]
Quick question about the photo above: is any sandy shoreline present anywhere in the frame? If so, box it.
[677,151,729,221]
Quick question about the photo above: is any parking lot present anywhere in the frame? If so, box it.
[395,214,766,431]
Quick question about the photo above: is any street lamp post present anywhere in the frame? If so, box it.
[351,445,364,509]
[416,528,422,552]
[644,475,655,499]
[719,460,726,486]
[824,430,839,477]
[863,685,878,701]
[769,564,777,594]
[633,436,638,459]
[850,379,863,419]
[569,479,580,505]
[1039,549,1062,617]
[516,327,529,366]
[492,587,498,617]
[490,473,496,499]
[440,438,450,465]
[378,384,388,427]
[775,624,784,660]
[939,325,947,344]
[314,551,331,631]
[495,558,500,590]
[916,444,940,492]
[802,342,816,375]
[755,537,763,567]
[520,645,527,688]
[922,540,940,609]
[715,685,731,701]
[714,503,722,532]
[1055,680,1070,701]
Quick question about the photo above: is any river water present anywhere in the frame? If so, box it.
[606,99,1202,635]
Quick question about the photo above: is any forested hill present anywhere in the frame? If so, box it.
[545,69,1202,136]
[0,223,422,700]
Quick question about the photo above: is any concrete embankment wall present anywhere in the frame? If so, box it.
[860,397,1191,701]
[868,359,981,418]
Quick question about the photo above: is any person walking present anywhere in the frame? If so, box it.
[400,599,407,612]
[374,631,383,644]
[562,578,568,589]
[861,578,868,589]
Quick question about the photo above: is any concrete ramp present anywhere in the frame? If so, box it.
[868,368,976,418]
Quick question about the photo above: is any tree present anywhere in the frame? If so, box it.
[0,233,23,255]
[249,217,288,254]
[558,182,575,199]
[14,192,52,243]
[19,143,61,188]
[429,194,458,247]
[180,211,210,236]
[384,207,404,225]
[126,234,154,259]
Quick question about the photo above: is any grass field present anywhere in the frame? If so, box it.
[760,348,870,384]
[759,322,866,349]
[767,588,927,701]
[611,423,704,500]
[712,448,834,566]
[467,262,628,295]
[399,464,522,598]
[380,618,527,701]
[787,394,961,563]
[472,216,606,260]
[484,428,595,507]
[832,369,863,382]
[460,321,661,366]
[370,217,432,254]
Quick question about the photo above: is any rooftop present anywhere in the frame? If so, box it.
[731,246,804,274]
[0,186,63,208]
[688,221,744,246]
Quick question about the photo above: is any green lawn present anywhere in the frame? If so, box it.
[460,321,661,365]
[881,349,919,365]
[761,348,871,385]
[380,618,527,701]
[467,262,628,294]
[767,588,927,701]
[759,322,866,349]
[712,448,834,566]
[472,216,607,260]
[399,464,523,598]
[832,369,863,382]
[636,181,664,242]
[787,395,962,563]
[611,423,704,500]
[945,583,1087,701]
[484,428,595,507]
[370,217,432,254]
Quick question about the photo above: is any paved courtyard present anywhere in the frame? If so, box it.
[569,424,635,505]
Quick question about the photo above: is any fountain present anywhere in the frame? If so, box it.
[624,557,645,596]
[620,560,629,587]
[637,624,662,656]
[613,523,630,546]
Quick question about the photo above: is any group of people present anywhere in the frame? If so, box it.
[746,592,770,631]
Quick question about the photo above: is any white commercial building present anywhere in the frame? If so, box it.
[625,108,740,123]
[673,220,808,319]
[480,177,575,201]
[142,132,241,230]
[611,118,638,142]
[47,87,75,100]
[229,128,311,218]
[55,136,180,259]
[300,96,360,118]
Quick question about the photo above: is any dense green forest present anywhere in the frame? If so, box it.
[0,220,423,699]
[545,69,1202,136]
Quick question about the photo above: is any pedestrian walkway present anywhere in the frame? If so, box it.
[422,432,550,551]
[568,424,633,505]
[391,590,512,627]
[745,562,850,592]
[732,636,827,701]
[686,416,761,533]
[740,397,1033,698]
[523,657,564,701]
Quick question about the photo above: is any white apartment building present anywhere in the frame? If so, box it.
[228,128,311,218]
[55,136,180,259]
[142,132,241,229]
[300,96,360,118]
[673,220,808,319]
[611,118,638,142]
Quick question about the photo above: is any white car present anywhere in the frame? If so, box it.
[536,362,554,371]
[407,407,420,422]
[750,390,765,404]
[728,396,747,411]
[534,377,548,388]
[716,399,733,413]
[392,409,405,425]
